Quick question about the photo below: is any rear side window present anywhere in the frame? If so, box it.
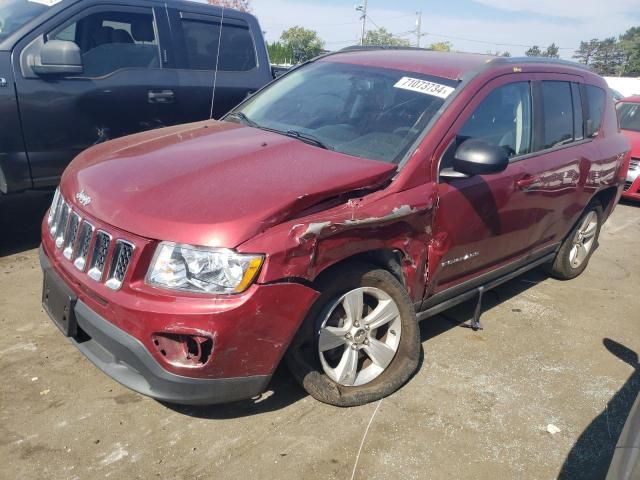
[540,81,574,149]
[585,85,606,138]
[180,17,257,71]
[51,10,160,78]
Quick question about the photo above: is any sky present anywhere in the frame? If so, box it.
[246,0,640,58]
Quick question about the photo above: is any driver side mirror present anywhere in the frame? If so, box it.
[32,40,83,76]
[441,139,510,179]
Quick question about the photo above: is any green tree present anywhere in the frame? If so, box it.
[280,26,324,63]
[591,37,626,75]
[487,50,511,57]
[267,41,294,65]
[207,0,251,11]
[363,28,410,47]
[544,42,560,58]
[573,39,601,66]
[526,43,559,58]
[428,41,452,52]
[620,26,640,75]
[525,45,542,57]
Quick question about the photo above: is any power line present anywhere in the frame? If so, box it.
[421,31,576,50]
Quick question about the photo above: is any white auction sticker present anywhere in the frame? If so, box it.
[394,77,455,99]
[28,0,62,6]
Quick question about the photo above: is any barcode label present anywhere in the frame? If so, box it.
[394,77,455,99]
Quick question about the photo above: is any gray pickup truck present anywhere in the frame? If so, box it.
[0,0,273,195]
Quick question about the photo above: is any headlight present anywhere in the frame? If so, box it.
[146,243,264,294]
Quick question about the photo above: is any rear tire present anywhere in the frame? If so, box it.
[286,263,420,407]
[546,201,602,280]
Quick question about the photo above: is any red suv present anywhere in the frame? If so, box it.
[40,49,630,407]
[617,96,640,200]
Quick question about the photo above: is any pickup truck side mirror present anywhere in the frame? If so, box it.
[441,139,510,179]
[32,40,83,76]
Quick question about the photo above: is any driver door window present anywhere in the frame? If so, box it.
[50,9,160,78]
[442,82,532,169]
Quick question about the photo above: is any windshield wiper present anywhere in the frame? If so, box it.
[225,112,260,128]
[282,130,334,150]
[225,115,333,150]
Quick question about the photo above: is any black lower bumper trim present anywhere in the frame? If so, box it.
[40,246,270,405]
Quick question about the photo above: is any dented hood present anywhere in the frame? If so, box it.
[61,121,396,247]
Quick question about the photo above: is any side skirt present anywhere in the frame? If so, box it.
[416,246,558,322]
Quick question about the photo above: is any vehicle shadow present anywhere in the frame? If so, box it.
[558,339,639,480]
[0,191,52,258]
[166,268,550,419]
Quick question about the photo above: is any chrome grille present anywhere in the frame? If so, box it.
[630,158,639,171]
[63,212,80,260]
[88,231,111,282]
[47,189,135,291]
[47,189,61,231]
[74,221,94,271]
[54,203,70,249]
[105,241,134,290]
[625,180,633,191]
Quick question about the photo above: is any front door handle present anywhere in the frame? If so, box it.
[148,89,175,104]
[516,175,537,190]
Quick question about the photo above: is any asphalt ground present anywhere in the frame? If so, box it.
[1,192,638,479]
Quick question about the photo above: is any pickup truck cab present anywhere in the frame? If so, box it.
[40,49,630,407]
[0,0,272,195]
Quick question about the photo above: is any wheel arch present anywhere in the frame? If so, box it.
[592,186,619,219]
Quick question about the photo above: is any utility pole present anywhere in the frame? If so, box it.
[415,11,422,48]
[356,0,368,46]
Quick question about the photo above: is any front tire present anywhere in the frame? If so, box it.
[546,201,602,280]
[286,263,420,407]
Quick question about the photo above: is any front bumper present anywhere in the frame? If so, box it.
[40,243,319,405]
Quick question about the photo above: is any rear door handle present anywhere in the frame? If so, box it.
[148,89,175,104]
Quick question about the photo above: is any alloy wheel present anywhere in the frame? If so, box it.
[317,287,402,387]
[569,211,598,268]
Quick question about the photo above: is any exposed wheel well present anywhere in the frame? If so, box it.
[315,249,407,287]
[593,187,618,215]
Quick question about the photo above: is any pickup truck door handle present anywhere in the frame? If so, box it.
[148,89,175,104]
[516,175,537,190]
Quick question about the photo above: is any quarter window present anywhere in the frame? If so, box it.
[51,10,160,77]
[585,85,606,138]
[540,81,574,149]
[180,17,256,71]
[456,82,533,159]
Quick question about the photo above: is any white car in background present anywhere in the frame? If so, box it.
[605,76,640,99]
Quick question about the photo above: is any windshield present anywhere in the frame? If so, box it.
[617,102,640,132]
[229,61,458,164]
[0,0,51,42]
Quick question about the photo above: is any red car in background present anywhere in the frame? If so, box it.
[618,96,640,201]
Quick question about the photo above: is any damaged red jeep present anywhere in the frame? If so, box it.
[41,49,630,407]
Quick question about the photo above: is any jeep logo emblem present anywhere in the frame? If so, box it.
[75,190,92,206]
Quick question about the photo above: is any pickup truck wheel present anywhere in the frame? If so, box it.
[286,263,420,407]
[546,201,602,280]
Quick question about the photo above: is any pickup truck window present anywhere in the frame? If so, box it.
[540,81,574,149]
[181,18,257,72]
[232,61,458,164]
[0,0,47,42]
[51,10,160,77]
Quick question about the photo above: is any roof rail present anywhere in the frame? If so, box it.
[339,45,430,52]
[491,56,593,72]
